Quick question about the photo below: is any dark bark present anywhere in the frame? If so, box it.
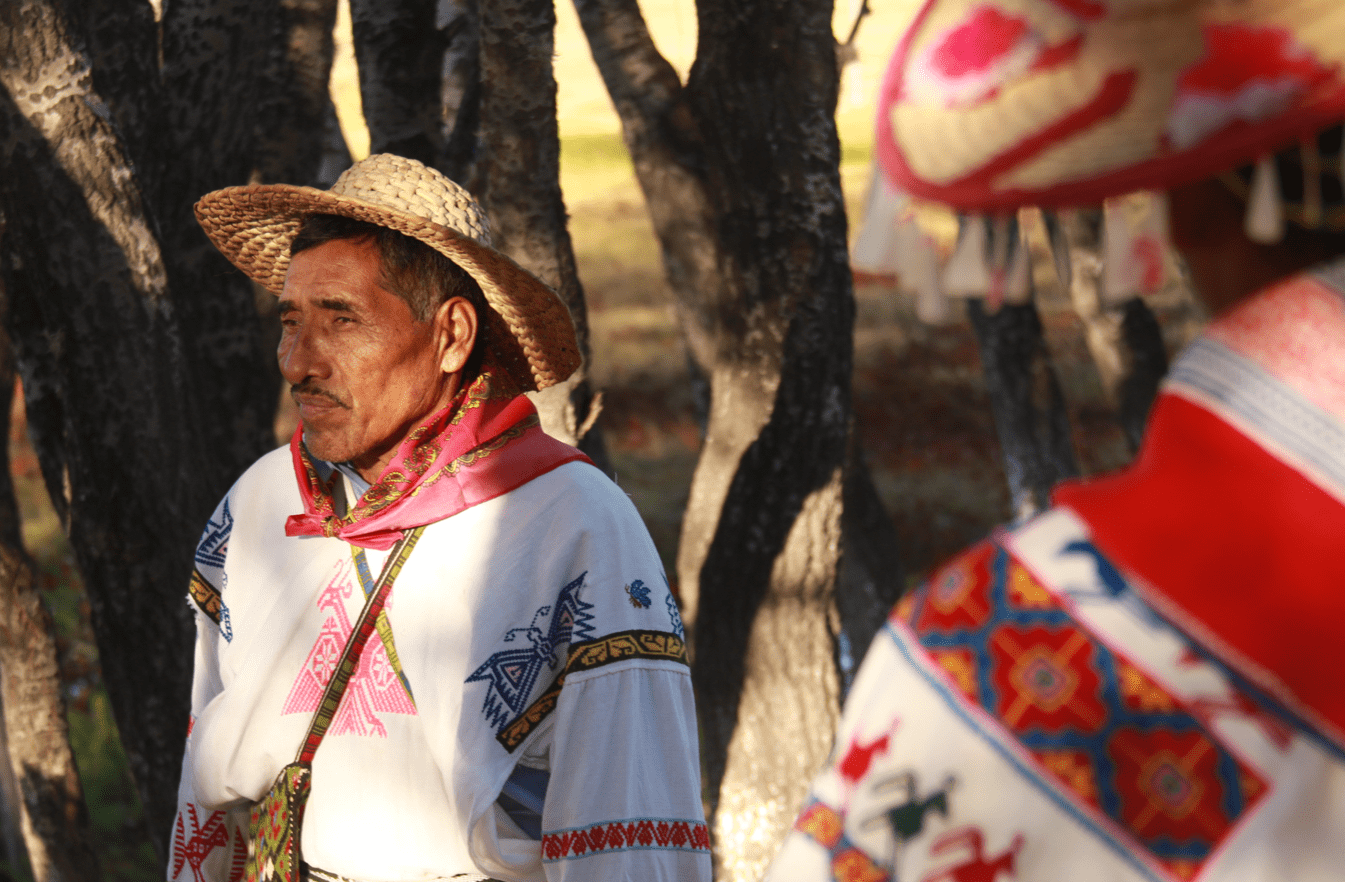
[157,0,281,494]
[474,0,608,469]
[0,287,100,880]
[438,0,483,183]
[349,0,446,163]
[0,0,282,861]
[256,0,342,188]
[575,0,903,876]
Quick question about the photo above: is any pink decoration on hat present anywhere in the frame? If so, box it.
[914,6,1043,107]
[1167,23,1334,150]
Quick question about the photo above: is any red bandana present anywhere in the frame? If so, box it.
[285,369,590,549]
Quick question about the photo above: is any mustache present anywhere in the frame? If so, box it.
[290,380,349,409]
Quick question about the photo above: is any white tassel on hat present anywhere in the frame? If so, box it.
[852,170,909,275]
[906,225,955,325]
[1101,198,1137,305]
[1245,154,1286,244]
[1102,194,1171,304]
[942,215,992,298]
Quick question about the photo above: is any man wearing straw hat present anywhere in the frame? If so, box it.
[167,154,711,882]
[767,2,1345,881]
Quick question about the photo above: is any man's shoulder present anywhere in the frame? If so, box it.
[500,457,639,516]
[232,443,296,498]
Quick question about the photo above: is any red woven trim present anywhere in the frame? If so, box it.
[541,819,711,861]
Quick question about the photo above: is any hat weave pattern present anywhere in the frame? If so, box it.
[194,154,579,394]
[878,0,1345,211]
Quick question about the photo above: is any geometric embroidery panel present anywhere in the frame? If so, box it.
[494,628,689,752]
[468,572,596,738]
[194,498,233,571]
[901,539,1269,881]
[791,799,892,882]
[281,557,417,738]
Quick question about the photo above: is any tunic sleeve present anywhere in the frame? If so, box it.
[540,661,711,881]
[168,496,250,882]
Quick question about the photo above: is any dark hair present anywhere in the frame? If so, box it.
[290,213,488,377]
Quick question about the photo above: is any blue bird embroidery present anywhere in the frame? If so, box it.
[625,580,652,609]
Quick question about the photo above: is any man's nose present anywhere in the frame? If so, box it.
[278,324,330,384]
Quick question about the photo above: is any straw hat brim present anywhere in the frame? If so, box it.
[194,183,581,394]
[878,0,1345,212]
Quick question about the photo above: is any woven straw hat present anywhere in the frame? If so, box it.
[194,153,580,393]
[877,0,1345,212]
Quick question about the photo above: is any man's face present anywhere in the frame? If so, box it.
[278,237,459,481]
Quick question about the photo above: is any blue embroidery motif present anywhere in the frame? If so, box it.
[664,579,685,641]
[467,572,595,734]
[194,499,233,571]
[625,580,652,609]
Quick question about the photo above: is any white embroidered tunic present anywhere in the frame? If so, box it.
[169,454,711,882]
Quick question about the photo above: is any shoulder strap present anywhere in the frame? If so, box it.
[294,526,424,764]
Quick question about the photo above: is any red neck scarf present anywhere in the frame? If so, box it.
[286,369,590,550]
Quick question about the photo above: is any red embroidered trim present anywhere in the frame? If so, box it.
[541,819,711,860]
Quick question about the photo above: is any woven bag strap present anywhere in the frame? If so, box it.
[294,526,425,764]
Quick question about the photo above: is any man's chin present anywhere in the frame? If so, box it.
[301,431,357,466]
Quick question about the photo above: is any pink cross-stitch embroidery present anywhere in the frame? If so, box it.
[282,557,416,737]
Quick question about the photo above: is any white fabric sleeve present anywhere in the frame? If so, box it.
[539,662,711,882]
[167,499,250,882]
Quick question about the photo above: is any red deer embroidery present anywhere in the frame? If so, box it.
[920,827,1024,882]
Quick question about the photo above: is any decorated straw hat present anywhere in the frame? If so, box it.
[876,0,1345,214]
[194,153,580,393]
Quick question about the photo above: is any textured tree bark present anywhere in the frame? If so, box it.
[156,0,281,492]
[574,0,903,877]
[0,0,281,861]
[350,0,481,181]
[473,0,608,469]
[256,0,343,188]
[0,305,101,880]
[349,0,446,163]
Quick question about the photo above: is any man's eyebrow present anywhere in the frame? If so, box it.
[276,297,357,315]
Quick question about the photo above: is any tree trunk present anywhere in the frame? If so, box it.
[472,0,608,469]
[156,0,281,494]
[256,0,343,188]
[0,293,100,880]
[349,0,446,163]
[0,0,282,860]
[575,0,903,876]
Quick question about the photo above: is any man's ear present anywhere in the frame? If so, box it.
[434,297,478,375]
